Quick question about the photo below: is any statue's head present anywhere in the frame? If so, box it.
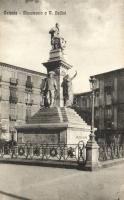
[48,71,55,78]
[56,23,59,29]
[65,74,69,79]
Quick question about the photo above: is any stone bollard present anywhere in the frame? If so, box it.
[85,134,101,171]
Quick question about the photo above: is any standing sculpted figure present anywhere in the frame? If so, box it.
[62,71,77,107]
[49,23,66,50]
[41,71,57,107]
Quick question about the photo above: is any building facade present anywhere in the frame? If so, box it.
[74,68,124,144]
[0,62,46,141]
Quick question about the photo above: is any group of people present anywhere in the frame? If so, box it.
[41,71,77,108]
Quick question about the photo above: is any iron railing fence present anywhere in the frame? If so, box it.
[99,144,124,161]
[0,142,86,164]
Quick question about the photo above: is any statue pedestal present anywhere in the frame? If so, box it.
[16,25,91,146]
[43,50,72,107]
[16,49,91,145]
[16,107,91,145]
[49,49,64,60]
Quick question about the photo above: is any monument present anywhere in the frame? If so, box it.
[16,23,91,144]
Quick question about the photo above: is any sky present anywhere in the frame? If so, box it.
[0,0,124,93]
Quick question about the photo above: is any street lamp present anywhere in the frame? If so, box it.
[89,76,96,141]
[85,76,100,170]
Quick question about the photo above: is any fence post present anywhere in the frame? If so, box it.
[85,135,101,171]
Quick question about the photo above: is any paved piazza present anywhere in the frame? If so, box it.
[0,163,124,200]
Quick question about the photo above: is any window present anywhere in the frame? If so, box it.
[104,105,112,129]
[9,87,18,104]
[95,91,99,107]
[26,75,33,91]
[9,104,16,121]
[105,89,112,105]
[26,92,31,102]
[0,86,1,101]
[105,106,112,119]
[95,108,99,119]
[26,106,31,122]
[25,92,33,105]
[104,84,113,105]
[81,97,86,108]
[87,98,91,109]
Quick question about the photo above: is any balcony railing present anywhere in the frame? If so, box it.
[104,84,113,91]
[25,99,33,105]
[9,96,18,104]
[9,114,17,121]
[104,115,112,120]
[25,80,33,92]
[10,78,18,85]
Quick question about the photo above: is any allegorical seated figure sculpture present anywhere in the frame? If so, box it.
[49,23,66,50]
[62,71,77,107]
[41,71,57,107]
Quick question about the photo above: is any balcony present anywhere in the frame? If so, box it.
[25,99,33,105]
[104,115,112,120]
[25,81,33,88]
[1,125,7,132]
[25,87,33,93]
[9,96,18,104]
[94,88,100,94]
[104,84,113,93]
[9,114,17,121]
[10,78,18,85]
[25,77,33,92]
[104,119,113,129]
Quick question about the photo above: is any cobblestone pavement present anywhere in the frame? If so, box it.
[0,163,124,200]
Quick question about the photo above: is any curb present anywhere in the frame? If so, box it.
[100,158,124,168]
[0,158,124,170]
[0,158,79,169]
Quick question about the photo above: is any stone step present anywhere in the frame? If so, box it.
[27,107,90,127]
[60,107,88,126]
[31,119,60,122]
[28,116,60,121]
